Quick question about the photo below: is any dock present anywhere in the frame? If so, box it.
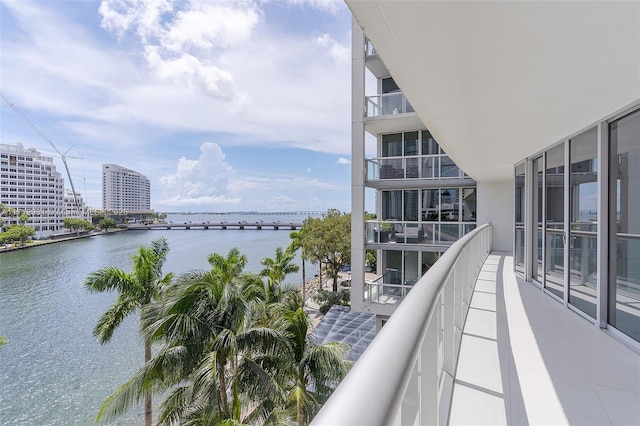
[127,221,301,231]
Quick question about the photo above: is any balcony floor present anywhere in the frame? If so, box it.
[449,253,640,426]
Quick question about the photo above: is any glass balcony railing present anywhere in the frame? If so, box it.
[366,220,476,246]
[365,93,414,117]
[365,38,377,57]
[312,225,493,426]
[366,155,468,180]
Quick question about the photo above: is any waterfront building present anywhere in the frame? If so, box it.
[63,188,88,219]
[0,142,65,237]
[350,27,477,323]
[314,2,640,425]
[102,164,151,218]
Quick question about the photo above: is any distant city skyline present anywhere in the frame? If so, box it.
[1,0,370,213]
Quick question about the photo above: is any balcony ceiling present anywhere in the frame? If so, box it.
[346,1,640,182]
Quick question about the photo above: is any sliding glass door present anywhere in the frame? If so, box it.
[609,110,640,342]
[514,163,526,274]
[531,156,544,283]
[544,145,565,299]
[569,128,598,318]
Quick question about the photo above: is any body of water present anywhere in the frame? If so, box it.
[0,214,316,425]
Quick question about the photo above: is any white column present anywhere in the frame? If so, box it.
[350,18,366,313]
[477,180,513,252]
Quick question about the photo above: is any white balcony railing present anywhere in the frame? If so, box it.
[366,155,468,180]
[366,92,415,117]
[311,224,492,426]
[366,220,477,245]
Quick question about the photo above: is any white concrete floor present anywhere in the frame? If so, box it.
[449,253,640,426]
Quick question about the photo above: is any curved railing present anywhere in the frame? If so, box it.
[311,224,492,426]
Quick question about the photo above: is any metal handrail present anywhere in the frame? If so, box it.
[312,224,492,426]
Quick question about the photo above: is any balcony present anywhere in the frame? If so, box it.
[364,93,422,135]
[366,155,471,183]
[366,92,414,117]
[366,220,476,246]
[312,224,640,425]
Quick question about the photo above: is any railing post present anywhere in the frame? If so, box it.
[421,313,439,426]
[443,270,455,377]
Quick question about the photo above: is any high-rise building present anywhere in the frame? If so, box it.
[350,26,477,324]
[102,164,151,213]
[0,143,65,237]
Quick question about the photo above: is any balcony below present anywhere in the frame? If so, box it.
[364,92,423,134]
[451,254,640,425]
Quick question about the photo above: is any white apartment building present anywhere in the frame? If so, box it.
[102,164,151,214]
[351,28,477,322]
[0,143,65,237]
[63,188,87,219]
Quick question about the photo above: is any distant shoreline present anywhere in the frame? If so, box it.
[0,228,126,253]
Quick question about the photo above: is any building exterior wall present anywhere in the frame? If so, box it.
[0,143,65,238]
[102,164,151,213]
[477,180,513,252]
[351,23,477,321]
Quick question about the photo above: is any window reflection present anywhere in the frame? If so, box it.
[609,110,640,342]
[569,127,598,318]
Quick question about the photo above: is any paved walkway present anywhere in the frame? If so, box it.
[449,253,640,425]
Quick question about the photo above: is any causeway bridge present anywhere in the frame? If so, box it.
[127,221,301,231]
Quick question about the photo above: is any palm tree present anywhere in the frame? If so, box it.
[91,248,287,425]
[266,292,352,425]
[259,247,299,303]
[85,237,172,426]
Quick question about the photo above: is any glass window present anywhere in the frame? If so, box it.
[609,109,640,342]
[422,189,439,221]
[440,189,458,221]
[421,130,439,155]
[440,156,459,178]
[403,190,418,221]
[569,127,598,318]
[461,188,476,222]
[545,144,565,299]
[404,131,418,156]
[382,133,402,157]
[382,191,402,220]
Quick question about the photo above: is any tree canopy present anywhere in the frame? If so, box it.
[301,209,351,292]
[0,225,35,246]
[89,244,351,426]
[63,218,94,233]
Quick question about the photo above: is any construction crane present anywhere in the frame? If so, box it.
[1,93,83,216]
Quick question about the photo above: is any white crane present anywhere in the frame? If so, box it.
[1,93,83,216]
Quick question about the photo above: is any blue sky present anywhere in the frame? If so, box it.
[0,0,358,212]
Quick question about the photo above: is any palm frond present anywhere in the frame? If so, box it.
[84,267,133,294]
[93,298,139,344]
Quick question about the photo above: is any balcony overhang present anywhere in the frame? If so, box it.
[347,1,640,183]
[364,112,424,135]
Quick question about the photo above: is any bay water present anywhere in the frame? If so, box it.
[0,213,316,425]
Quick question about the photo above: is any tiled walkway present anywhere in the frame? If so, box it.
[449,253,640,425]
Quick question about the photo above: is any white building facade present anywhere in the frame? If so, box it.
[102,164,151,214]
[0,143,65,237]
[63,188,87,219]
[351,25,477,321]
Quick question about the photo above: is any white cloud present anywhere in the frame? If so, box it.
[159,142,237,206]
[99,0,260,104]
[1,1,353,211]
[316,33,350,64]
[337,157,350,164]
[285,0,343,14]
